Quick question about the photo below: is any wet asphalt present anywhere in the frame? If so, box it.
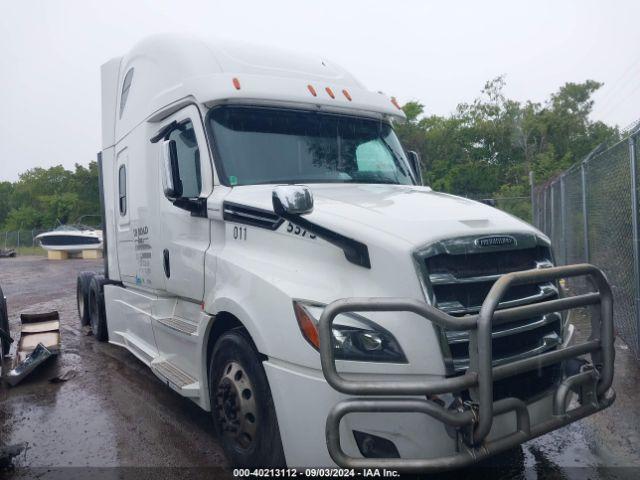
[1,256,639,479]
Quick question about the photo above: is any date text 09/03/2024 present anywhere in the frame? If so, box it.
[233,468,400,477]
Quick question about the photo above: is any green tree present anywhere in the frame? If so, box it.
[395,77,619,220]
[3,206,43,230]
[0,181,14,226]
[1,162,100,231]
[70,162,101,225]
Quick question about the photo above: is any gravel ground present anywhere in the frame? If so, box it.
[0,256,227,479]
[1,256,639,479]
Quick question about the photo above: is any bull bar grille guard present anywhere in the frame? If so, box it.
[319,264,616,472]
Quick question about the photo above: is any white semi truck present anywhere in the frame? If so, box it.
[77,34,615,471]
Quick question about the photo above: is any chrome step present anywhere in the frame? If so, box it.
[152,360,196,388]
[156,316,198,335]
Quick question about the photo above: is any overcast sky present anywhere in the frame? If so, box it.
[1,0,639,181]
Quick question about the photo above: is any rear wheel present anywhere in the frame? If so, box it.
[0,285,10,355]
[88,275,109,342]
[209,329,285,468]
[77,272,94,326]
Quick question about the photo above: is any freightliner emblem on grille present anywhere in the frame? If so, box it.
[475,235,517,248]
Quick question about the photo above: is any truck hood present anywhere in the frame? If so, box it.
[222,184,543,248]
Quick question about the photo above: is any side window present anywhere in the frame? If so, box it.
[119,68,134,118]
[168,120,202,198]
[118,165,127,215]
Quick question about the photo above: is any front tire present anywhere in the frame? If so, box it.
[209,329,285,468]
[88,275,109,342]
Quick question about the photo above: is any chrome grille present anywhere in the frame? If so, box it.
[415,235,562,377]
[427,246,550,279]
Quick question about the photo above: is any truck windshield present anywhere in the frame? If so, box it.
[208,106,415,186]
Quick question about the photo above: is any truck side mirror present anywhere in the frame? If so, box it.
[272,185,314,216]
[161,139,183,199]
[407,150,423,186]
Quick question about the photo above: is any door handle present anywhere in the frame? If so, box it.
[163,249,170,278]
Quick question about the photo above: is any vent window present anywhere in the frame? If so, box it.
[119,68,134,118]
[167,121,202,198]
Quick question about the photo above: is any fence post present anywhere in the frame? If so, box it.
[529,171,535,224]
[629,134,640,355]
[581,161,590,262]
[540,186,549,236]
[550,182,555,242]
[560,175,567,265]
[17,230,20,252]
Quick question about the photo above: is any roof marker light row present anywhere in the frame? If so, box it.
[231,77,401,111]
[307,83,353,102]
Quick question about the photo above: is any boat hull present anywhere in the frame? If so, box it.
[36,233,103,252]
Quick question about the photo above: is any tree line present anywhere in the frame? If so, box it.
[0,163,100,231]
[0,77,619,230]
[395,76,619,219]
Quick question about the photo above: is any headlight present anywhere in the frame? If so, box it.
[293,301,407,363]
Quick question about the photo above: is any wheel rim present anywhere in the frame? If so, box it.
[215,361,258,451]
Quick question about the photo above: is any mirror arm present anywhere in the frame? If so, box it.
[272,195,288,217]
[173,197,208,218]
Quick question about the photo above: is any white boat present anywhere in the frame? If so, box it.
[35,225,103,252]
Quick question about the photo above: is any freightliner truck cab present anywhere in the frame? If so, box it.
[77,34,615,471]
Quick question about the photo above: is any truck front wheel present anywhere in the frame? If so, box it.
[209,330,285,468]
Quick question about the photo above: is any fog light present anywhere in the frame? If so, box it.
[353,430,400,459]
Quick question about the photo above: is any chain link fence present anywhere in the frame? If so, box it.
[533,130,640,360]
[0,229,47,255]
[0,217,101,256]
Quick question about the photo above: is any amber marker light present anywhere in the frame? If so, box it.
[325,87,335,99]
[307,84,317,97]
[232,77,241,90]
[293,302,320,349]
[342,89,352,101]
[390,96,402,110]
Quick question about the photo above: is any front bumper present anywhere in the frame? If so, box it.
[264,360,572,468]
[317,264,615,472]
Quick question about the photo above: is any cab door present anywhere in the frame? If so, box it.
[115,148,136,282]
[155,106,212,301]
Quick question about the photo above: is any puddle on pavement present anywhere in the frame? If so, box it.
[1,368,119,467]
